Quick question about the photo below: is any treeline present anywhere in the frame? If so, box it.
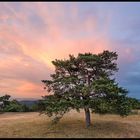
[0,94,39,112]
[0,94,140,113]
[127,97,140,110]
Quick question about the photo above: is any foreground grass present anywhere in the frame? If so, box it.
[0,110,140,138]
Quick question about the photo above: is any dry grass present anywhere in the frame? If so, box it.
[0,110,140,138]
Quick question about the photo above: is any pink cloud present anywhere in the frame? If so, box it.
[0,2,133,99]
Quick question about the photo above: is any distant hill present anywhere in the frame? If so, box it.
[19,100,39,107]
[15,98,41,101]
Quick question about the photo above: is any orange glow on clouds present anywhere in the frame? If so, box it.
[0,2,137,99]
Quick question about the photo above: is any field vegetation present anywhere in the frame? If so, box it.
[0,110,140,138]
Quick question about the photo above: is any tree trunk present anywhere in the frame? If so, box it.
[84,71,91,128]
[84,108,91,128]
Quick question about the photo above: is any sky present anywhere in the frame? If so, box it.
[0,2,140,99]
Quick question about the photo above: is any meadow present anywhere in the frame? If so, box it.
[0,110,140,138]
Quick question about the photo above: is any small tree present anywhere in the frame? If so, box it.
[4,99,23,112]
[0,95,30,112]
[127,97,140,110]
[0,94,11,109]
[40,50,132,127]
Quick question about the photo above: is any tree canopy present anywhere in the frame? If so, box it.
[40,50,132,127]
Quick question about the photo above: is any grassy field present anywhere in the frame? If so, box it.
[0,110,140,138]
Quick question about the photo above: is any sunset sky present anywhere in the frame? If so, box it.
[0,2,140,99]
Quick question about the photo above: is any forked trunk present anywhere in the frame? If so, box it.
[84,108,91,128]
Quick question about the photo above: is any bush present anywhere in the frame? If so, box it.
[3,100,30,112]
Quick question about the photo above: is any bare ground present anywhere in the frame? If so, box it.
[0,110,140,138]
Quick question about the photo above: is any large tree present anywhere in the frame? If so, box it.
[40,50,131,127]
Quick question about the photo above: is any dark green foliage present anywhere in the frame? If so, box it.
[0,94,11,109]
[126,97,140,110]
[40,50,133,126]
[0,95,30,112]
[4,100,23,112]
[30,102,40,112]
[22,104,31,112]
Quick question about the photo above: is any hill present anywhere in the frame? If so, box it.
[19,100,38,107]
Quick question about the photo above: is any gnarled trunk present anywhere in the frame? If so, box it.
[84,108,91,128]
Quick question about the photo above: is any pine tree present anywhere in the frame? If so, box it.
[40,50,131,127]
